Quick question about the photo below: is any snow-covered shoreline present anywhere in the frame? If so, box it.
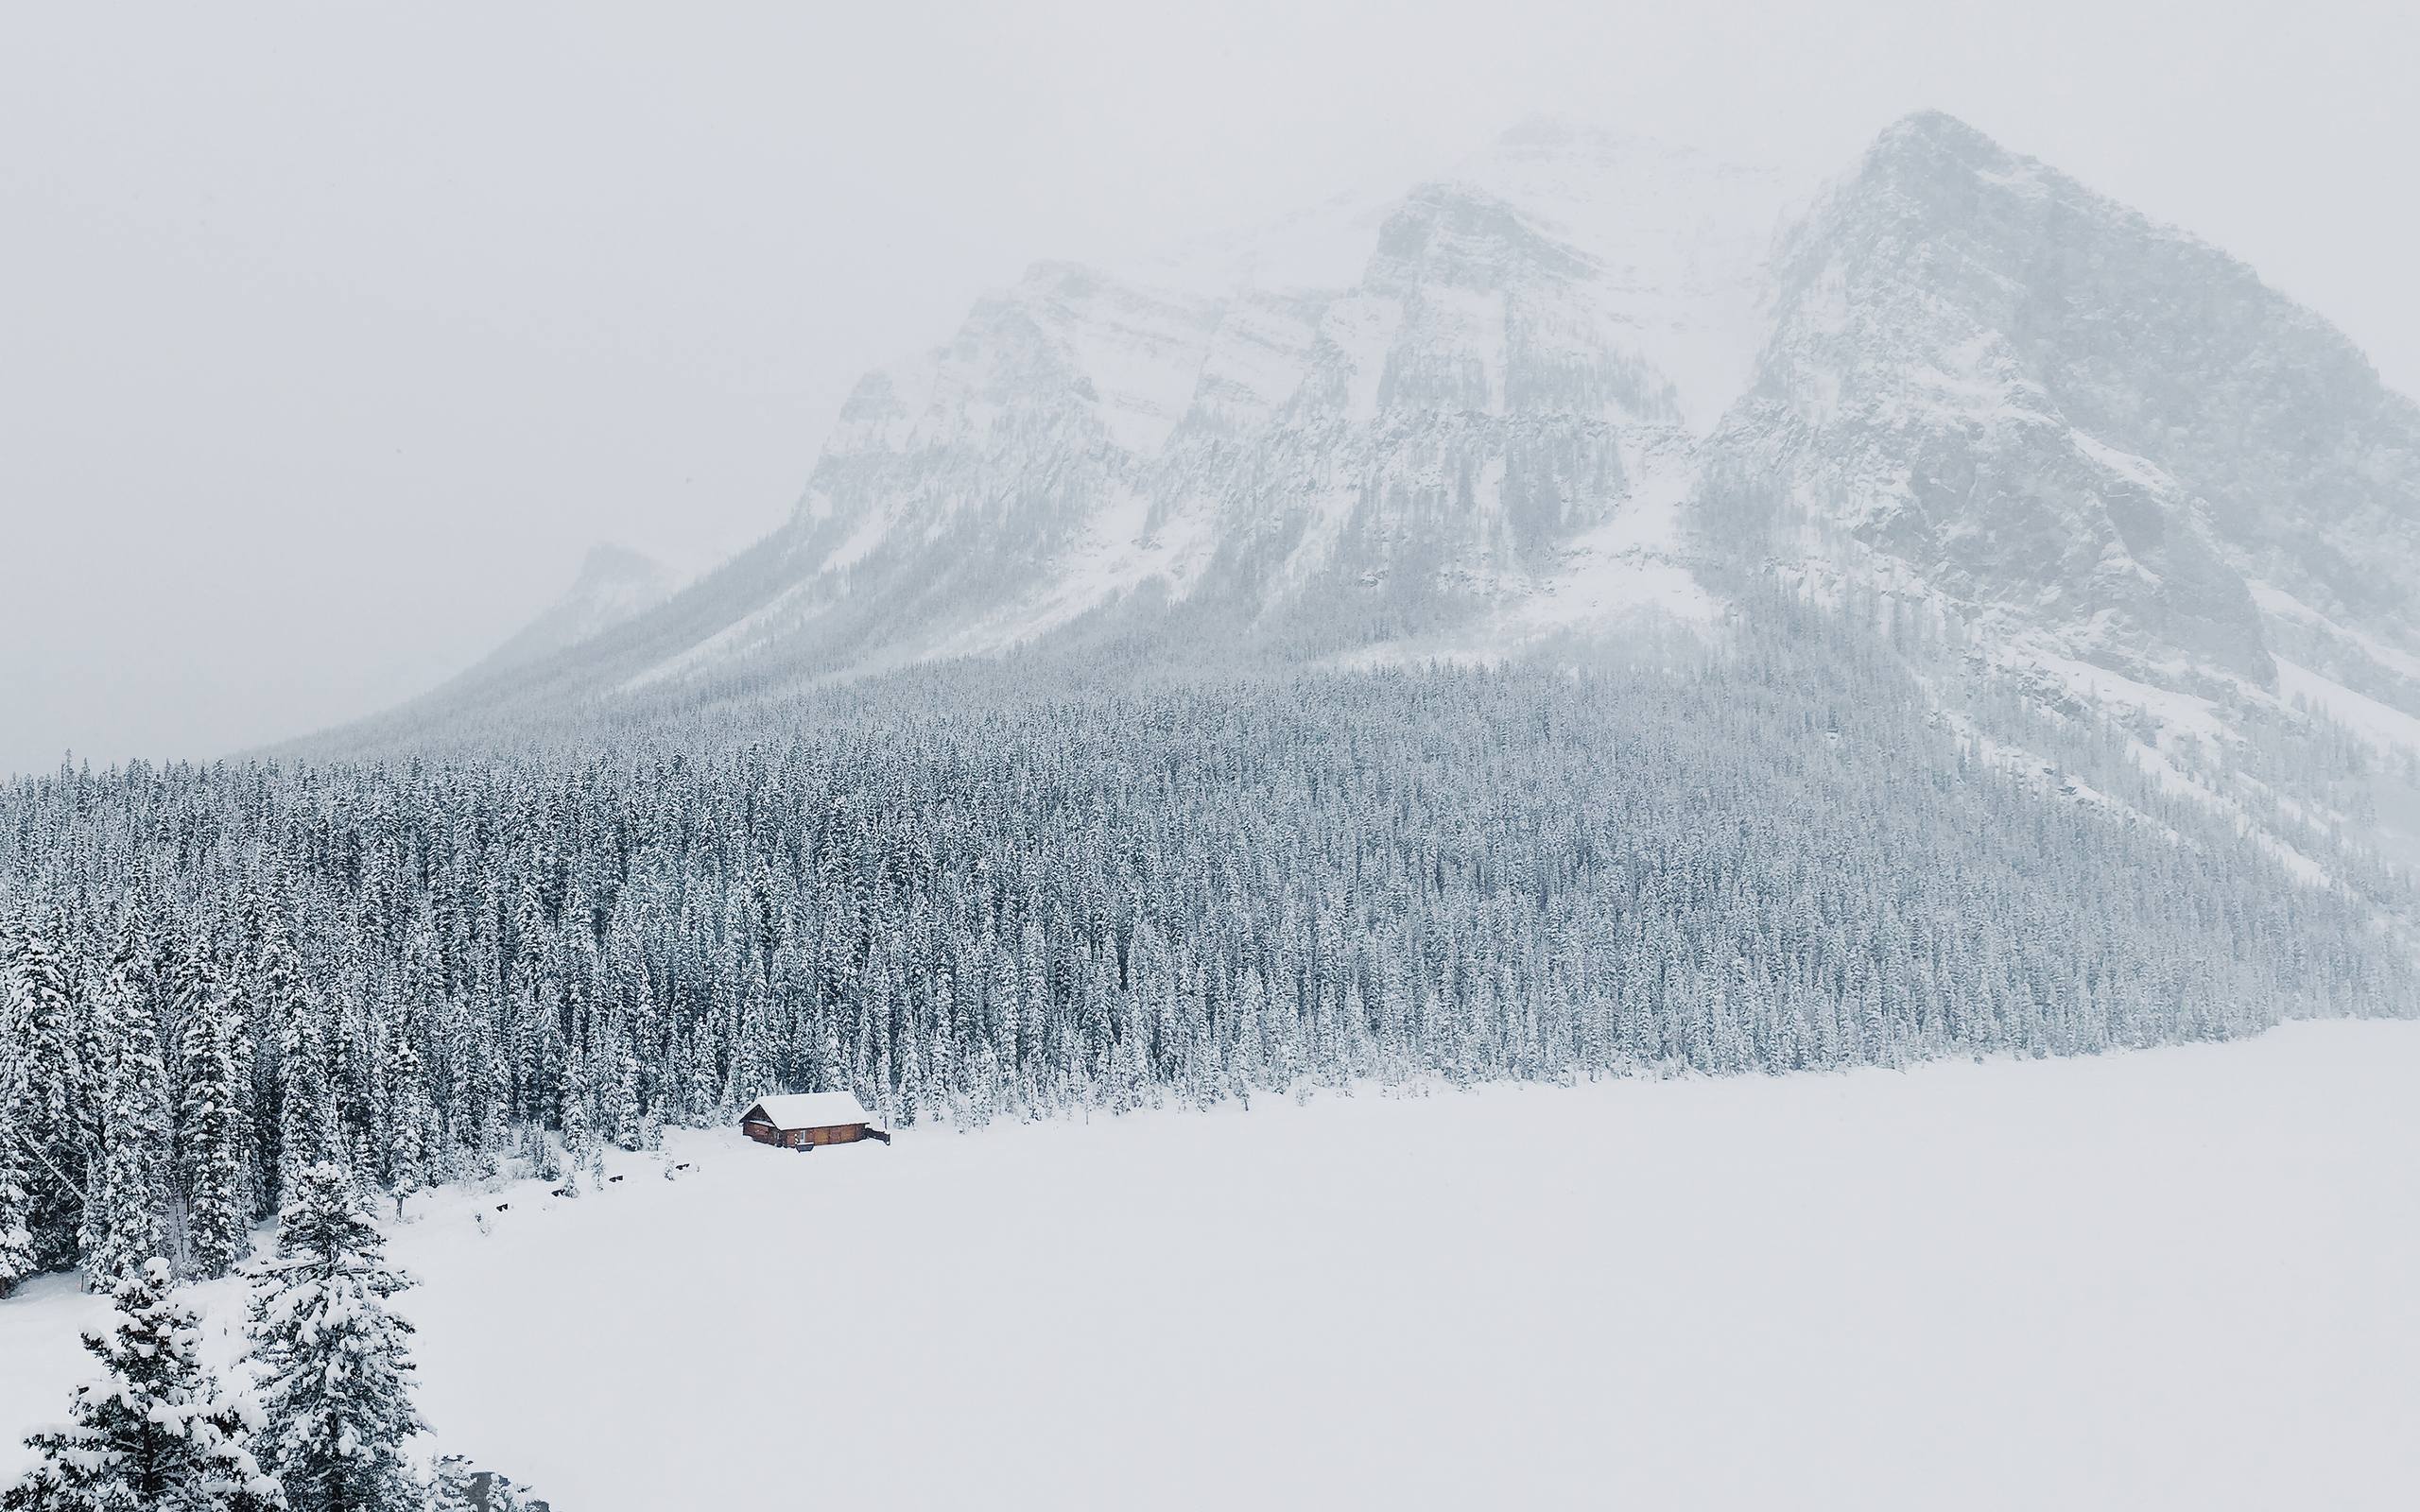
[8,1019,2419,1509]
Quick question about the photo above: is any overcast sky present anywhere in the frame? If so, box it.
[4,0,2414,775]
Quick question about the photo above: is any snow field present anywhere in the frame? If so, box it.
[6,1021,2419,1509]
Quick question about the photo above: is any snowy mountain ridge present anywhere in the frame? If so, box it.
[352,112,2419,872]
[544,120,1805,696]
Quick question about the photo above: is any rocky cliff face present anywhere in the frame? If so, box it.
[1688,112,2420,868]
[1715,112,2420,698]
[1716,112,2277,686]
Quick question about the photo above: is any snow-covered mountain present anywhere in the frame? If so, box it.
[405,120,1804,712]
[1724,112,2420,692]
[1703,112,2420,867]
[369,112,2420,868]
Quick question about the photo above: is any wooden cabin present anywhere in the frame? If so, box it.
[739,1092,890,1149]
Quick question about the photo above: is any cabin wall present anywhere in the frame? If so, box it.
[744,1120,873,1148]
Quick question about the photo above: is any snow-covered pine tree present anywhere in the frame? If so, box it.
[180,954,255,1279]
[0,1102,38,1297]
[427,1458,479,1512]
[246,1163,425,1512]
[2,927,89,1278]
[439,998,502,1182]
[273,984,333,1205]
[385,1034,431,1214]
[429,1462,526,1512]
[85,941,171,1290]
[597,1017,642,1151]
[556,1042,594,1191]
[2,1257,285,1512]
[250,916,320,1204]
[687,1013,724,1126]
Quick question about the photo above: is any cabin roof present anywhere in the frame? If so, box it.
[742,1091,873,1131]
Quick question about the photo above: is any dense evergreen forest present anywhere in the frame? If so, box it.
[2,608,2412,1293]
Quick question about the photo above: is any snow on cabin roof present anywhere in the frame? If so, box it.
[743,1091,874,1130]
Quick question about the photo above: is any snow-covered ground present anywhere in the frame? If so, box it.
[7,1022,2418,1510]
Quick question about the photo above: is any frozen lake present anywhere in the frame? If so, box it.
[6,1020,2417,1509]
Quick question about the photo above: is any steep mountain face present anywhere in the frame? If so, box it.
[360,112,2420,873]
[1715,112,2420,699]
[1687,112,2420,872]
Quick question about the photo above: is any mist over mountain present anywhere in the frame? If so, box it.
[454,544,679,685]
[314,111,2419,879]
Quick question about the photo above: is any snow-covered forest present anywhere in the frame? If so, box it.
[6,605,2411,1296]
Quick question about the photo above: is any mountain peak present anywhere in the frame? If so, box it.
[1874,108,2003,159]
[457,542,678,685]
[573,541,671,591]
[1849,109,2039,197]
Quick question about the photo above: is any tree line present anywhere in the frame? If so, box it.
[6,626,2409,1297]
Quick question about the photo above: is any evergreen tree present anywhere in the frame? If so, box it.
[557,1044,595,1191]
[273,983,333,1206]
[2,929,90,1277]
[2,1258,285,1512]
[427,1459,476,1512]
[85,946,171,1290]
[246,1164,425,1512]
[429,1462,525,1512]
[0,1102,38,1297]
[598,1022,642,1152]
[385,1036,431,1214]
[180,958,255,1279]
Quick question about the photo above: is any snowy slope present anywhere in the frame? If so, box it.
[7,1022,2417,1510]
